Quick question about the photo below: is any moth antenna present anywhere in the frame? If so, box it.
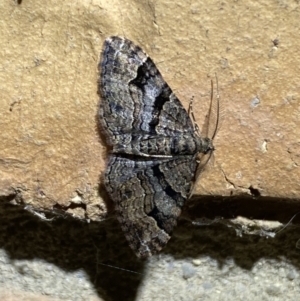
[190,75,221,197]
[211,74,220,140]
[206,74,221,141]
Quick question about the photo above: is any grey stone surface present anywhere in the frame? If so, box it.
[0,202,300,301]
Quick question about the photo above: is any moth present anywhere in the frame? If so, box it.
[98,36,219,258]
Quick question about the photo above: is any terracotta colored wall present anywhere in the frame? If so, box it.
[1,0,300,221]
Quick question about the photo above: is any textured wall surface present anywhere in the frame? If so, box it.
[1,0,300,218]
[1,1,300,300]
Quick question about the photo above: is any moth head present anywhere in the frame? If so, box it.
[201,137,214,154]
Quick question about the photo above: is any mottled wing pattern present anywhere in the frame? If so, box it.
[99,36,213,258]
[104,155,197,258]
[99,36,195,149]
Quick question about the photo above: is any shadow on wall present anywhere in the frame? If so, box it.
[0,194,300,301]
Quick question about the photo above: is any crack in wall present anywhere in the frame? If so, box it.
[220,168,261,197]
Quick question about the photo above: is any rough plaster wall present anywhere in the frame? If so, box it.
[1,0,300,300]
[1,0,300,217]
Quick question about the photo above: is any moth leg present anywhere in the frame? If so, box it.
[188,96,200,135]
